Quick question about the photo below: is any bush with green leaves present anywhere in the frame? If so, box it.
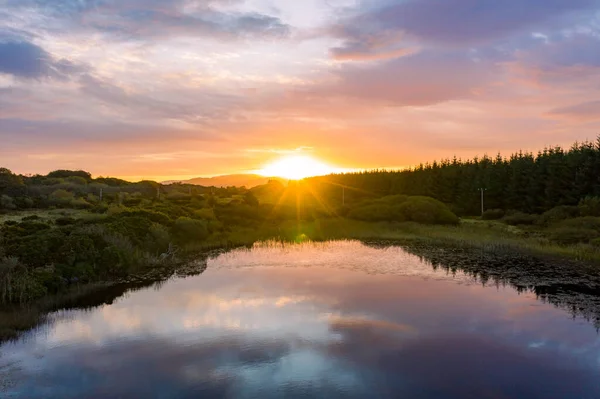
[0,256,47,304]
[397,196,459,225]
[147,223,171,253]
[243,191,259,206]
[579,196,600,217]
[193,208,217,221]
[348,195,458,225]
[120,209,172,225]
[215,204,270,227]
[55,217,77,226]
[49,189,74,206]
[70,198,92,209]
[66,176,88,185]
[15,197,34,209]
[537,205,580,226]
[482,209,505,220]
[377,195,409,205]
[172,217,209,244]
[167,191,192,202]
[0,194,16,210]
[503,212,539,226]
[348,204,405,222]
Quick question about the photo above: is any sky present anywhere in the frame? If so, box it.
[1,0,600,181]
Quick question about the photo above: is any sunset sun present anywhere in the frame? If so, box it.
[258,155,335,180]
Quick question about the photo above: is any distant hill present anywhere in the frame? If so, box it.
[163,174,286,188]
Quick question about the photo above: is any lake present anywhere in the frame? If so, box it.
[1,240,599,398]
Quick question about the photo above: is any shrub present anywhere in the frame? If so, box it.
[167,192,191,202]
[122,192,143,207]
[15,197,34,209]
[377,195,409,205]
[215,204,267,226]
[0,195,16,210]
[49,189,74,206]
[503,212,538,226]
[70,198,92,209]
[537,205,580,226]
[590,237,600,248]
[337,205,351,217]
[0,256,47,304]
[348,204,403,222]
[347,196,458,225]
[147,223,171,253]
[243,191,259,206]
[16,221,51,234]
[482,209,505,220]
[558,217,600,231]
[398,196,459,225]
[66,176,88,185]
[579,196,600,217]
[107,204,127,216]
[172,217,209,244]
[193,208,217,221]
[103,216,154,247]
[97,231,139,275]
[42,177,64,186]
[549,227,599,245]
[91,203,109,214]
[55,217,76,226]
[121,209,172,225]
[47,170,92,181]
[86,194,100,204]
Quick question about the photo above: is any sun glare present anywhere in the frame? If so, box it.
[258,155,335,180]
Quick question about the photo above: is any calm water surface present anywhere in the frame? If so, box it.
[1,241,599,398]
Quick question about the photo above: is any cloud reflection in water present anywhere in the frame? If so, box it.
[1,241,599,398]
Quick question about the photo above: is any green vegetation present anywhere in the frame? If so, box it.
[305,136,600,216]
[2,135,600,321]
[347,195,459,225]
[0,166,463,309]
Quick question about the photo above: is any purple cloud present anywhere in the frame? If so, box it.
[527,34,600,69]
[549,100,600,120]
[0,39,84,79]
[330,0,599,60]
[6,0,290,41]
[311,51,498,106]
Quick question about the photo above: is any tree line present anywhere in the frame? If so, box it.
[309,137,600,216]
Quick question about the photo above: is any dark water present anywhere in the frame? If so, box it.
[1,241,599,399]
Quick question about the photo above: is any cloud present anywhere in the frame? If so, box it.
[78,74,245,124]
[521,34,600,70]
[328,0,599,60]
[6,0,290,41]
[0,39,85,79]
[548,100,600,120]
[330,29,417,61]
[308,51,498,106]
[78,74,201,121]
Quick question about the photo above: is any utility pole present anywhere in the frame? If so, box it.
[342,187,345,206]
[479,188,486,216]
